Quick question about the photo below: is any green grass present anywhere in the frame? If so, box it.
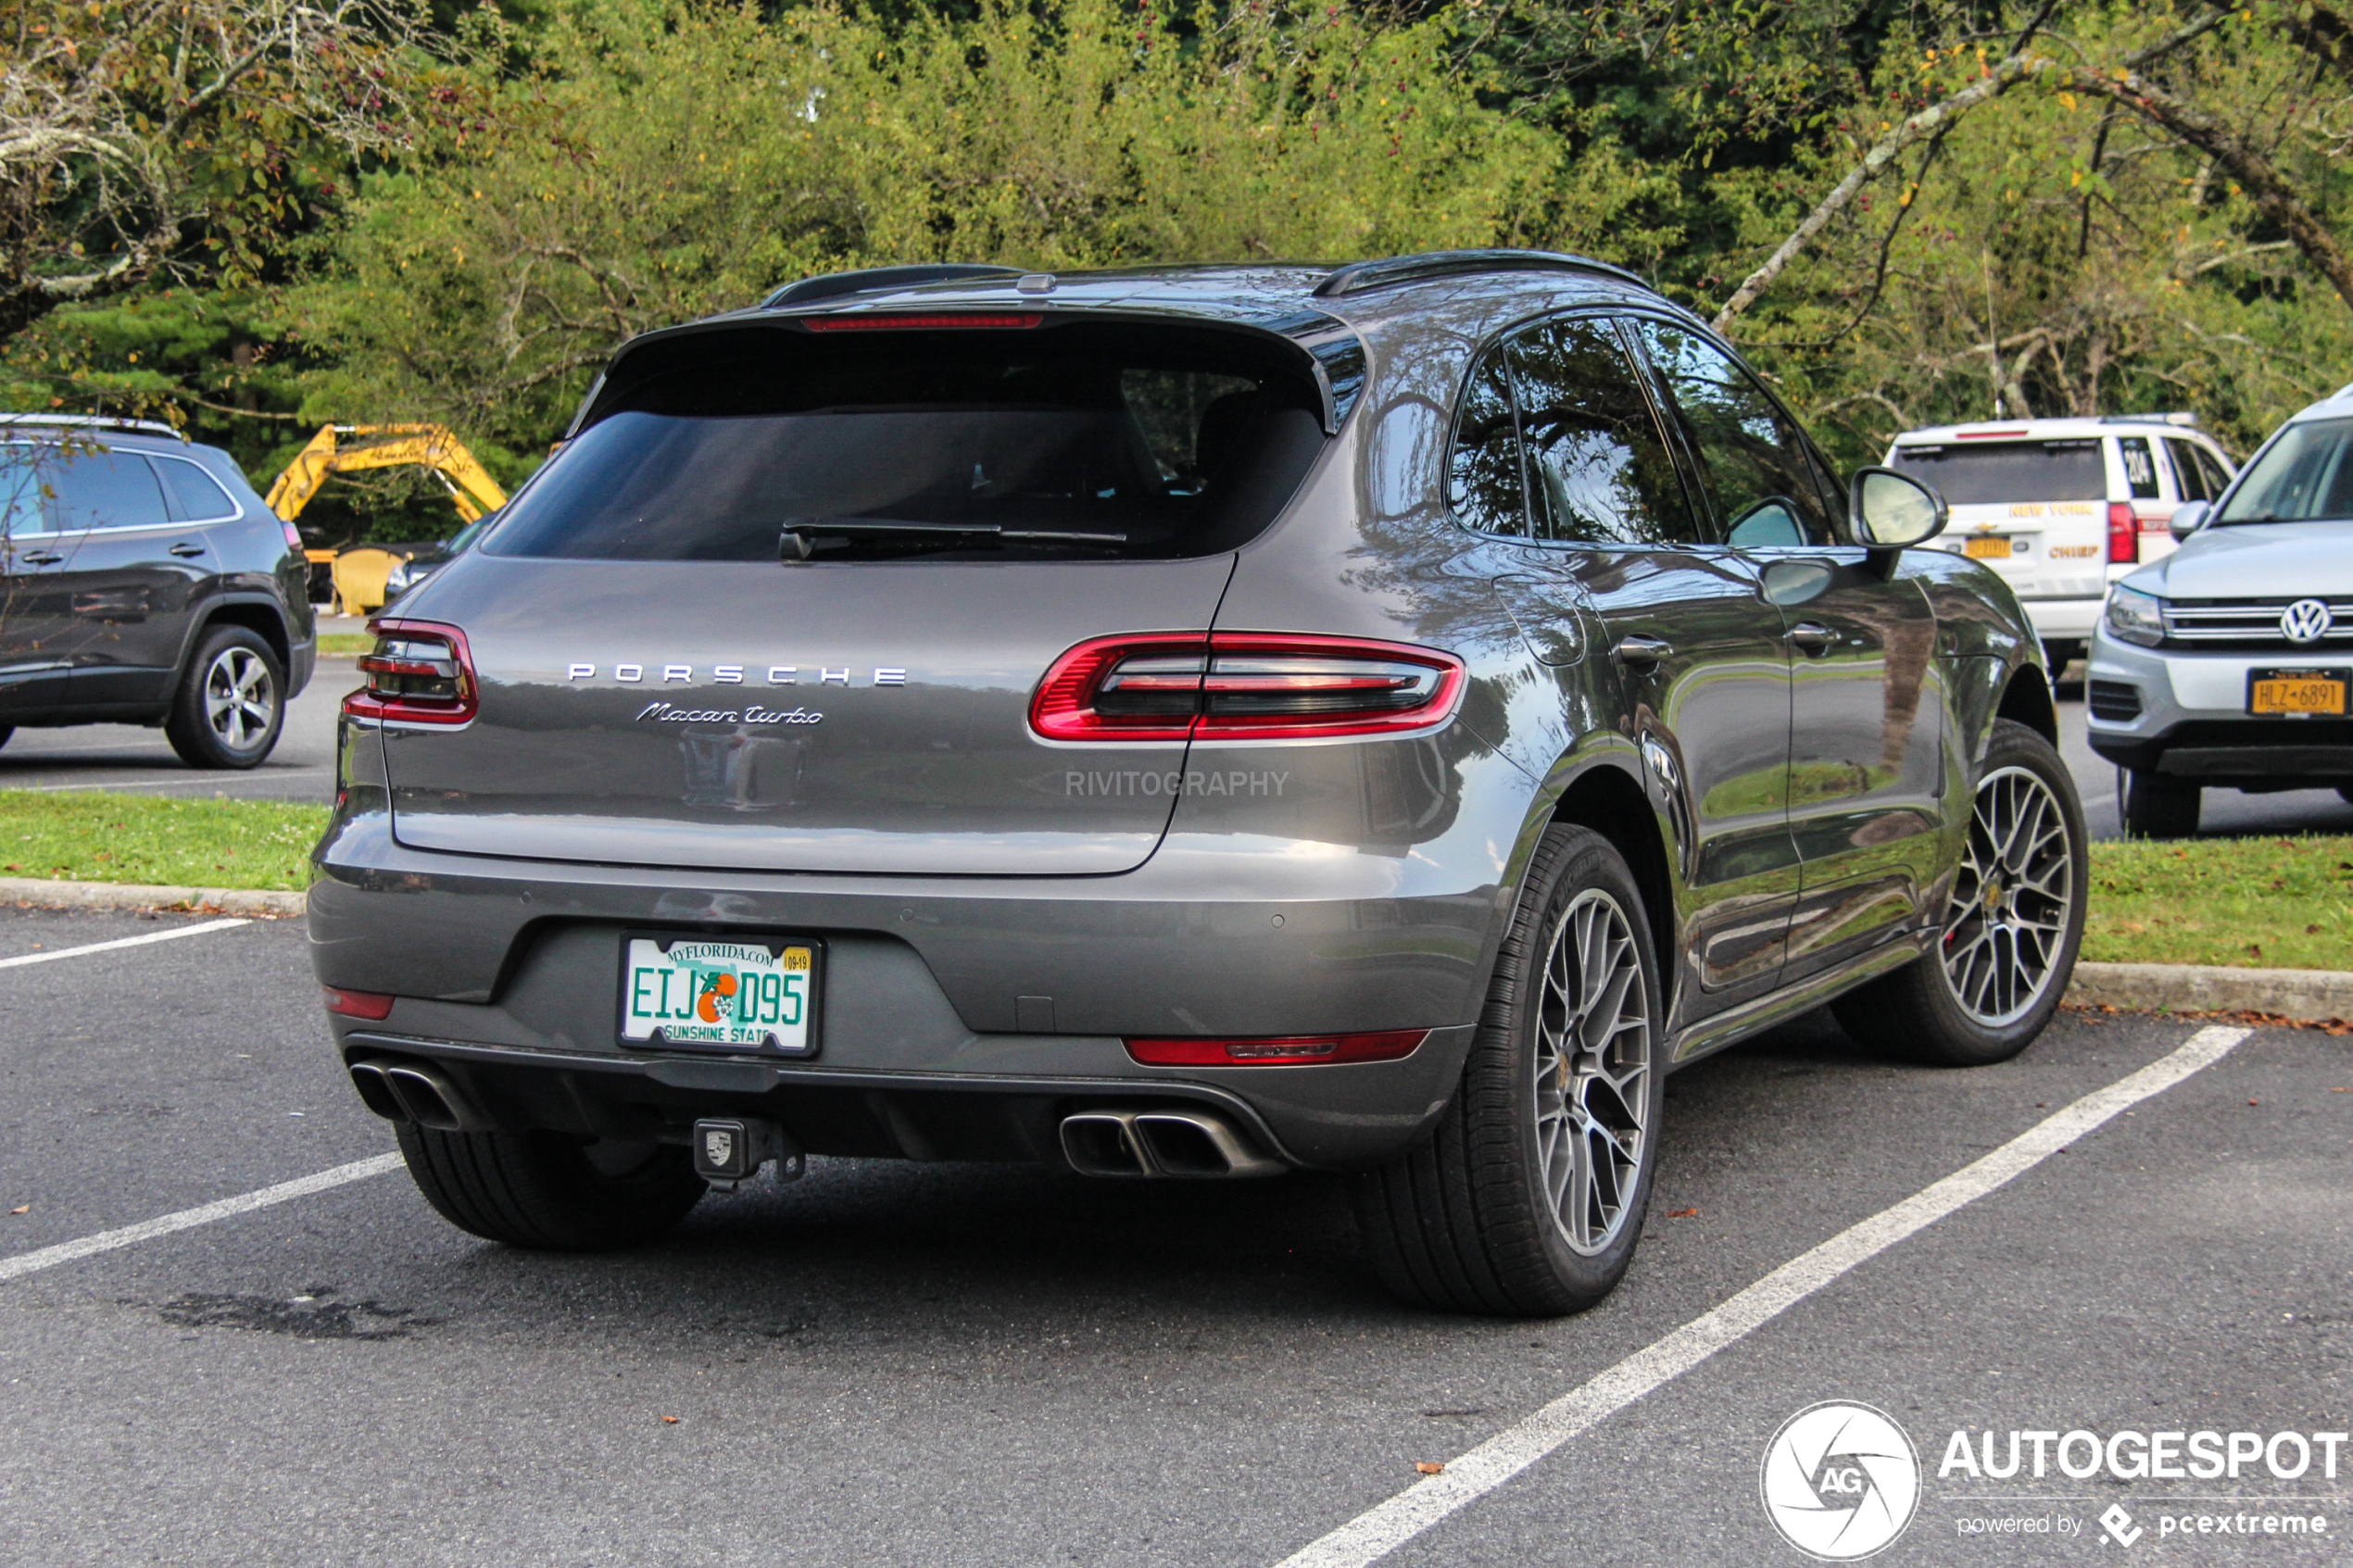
[316,633,372,655]
[0,792,327,891]
[2084,834,2353,970]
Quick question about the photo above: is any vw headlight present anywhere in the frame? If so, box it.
[2104,584,2165,647]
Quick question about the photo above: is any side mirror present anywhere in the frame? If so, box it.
[2168,499,2210,541]
[1850,467,1947,575]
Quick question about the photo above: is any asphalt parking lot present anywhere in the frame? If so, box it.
[0,906,2344,1566]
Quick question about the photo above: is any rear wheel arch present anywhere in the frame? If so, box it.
[193,600,293,673]
[1544,762,1676,1009]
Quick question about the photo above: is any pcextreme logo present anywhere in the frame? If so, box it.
[1761,1402,1923,1561]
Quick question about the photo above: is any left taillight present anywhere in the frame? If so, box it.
[1031,633,1466,743]
[343,618,478,726]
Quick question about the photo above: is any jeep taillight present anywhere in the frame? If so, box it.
[2107,502,2139,564]
[344,619,478,726]
[1030,633,1466,742]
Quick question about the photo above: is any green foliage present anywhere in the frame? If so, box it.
[2084,833,2353,970]
[283,0,1556,467]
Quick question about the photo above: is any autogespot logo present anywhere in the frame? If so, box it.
[1761,1402,1922,1561]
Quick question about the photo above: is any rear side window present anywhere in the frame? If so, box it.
[489,324,1326,562]
[2195,445,2234,497]
[0,445,37,538]
[1448,348,1528,535]
[1887,441,2106,505]
[151,455,240,522]
[1508,318,1698,546]
[1629,320,1838,546]
[2118,436,2162,499]
[41,445,170,533]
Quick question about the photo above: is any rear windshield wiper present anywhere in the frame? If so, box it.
[778,516,1128,560]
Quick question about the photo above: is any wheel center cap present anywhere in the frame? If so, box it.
[1983,876,2007,916]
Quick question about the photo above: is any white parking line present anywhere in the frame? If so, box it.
[0,918,251,969]
[0,1154,403,1285]
[1274,1023,2253,1568]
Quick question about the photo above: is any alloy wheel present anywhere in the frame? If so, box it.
[1941,765,2076,1026]
[203,646,275,751]
[1532,888,1653,1257]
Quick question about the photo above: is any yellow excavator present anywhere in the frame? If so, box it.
[266,424,509,615]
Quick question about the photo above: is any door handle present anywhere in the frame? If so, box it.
[168,542,207,558]
[15,550,61,565]
[1786,622,1835,656]
[1611,634,1673,670]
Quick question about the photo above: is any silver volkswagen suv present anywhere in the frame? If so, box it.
[2089,381,2353,836]
[312,253,2084,1316]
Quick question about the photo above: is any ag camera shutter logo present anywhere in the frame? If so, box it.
[1761,1401,1921,1560]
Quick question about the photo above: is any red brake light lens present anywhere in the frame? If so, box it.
[1032,633,1466,742]
[322,985,396,1020]
[800,313,1043,332]
[1126,1030,1428,1066]
[2107,501,2139,564]
[344,618,478,726]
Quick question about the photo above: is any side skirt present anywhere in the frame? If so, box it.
[1667,928,1933,1067]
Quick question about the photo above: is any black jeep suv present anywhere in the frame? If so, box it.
[0,417,314,768]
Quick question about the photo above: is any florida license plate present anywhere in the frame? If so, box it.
[618,934,821,1054]
[1963,535,2010,560]
[2248,669,2348,716]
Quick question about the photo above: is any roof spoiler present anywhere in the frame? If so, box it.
[1315,249,1648,299]
[761,265,1021,309]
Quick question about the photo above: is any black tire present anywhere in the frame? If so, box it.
[1352,824,1667,1316]
[396,1124,705,1250]
[0,726,12,752]
[2121,769,2200,839]
[1834,719,2087,1067]
[165,624,284,769]
[2337,785,2353,807]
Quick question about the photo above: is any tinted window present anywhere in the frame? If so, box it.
[2195,445,2234,497]
[490,329,1324,562]
[1631,321,1836,546]
[2119,436,2161,499]
[0,445,38,538]
[1886,441,2106,505]
[1507,318,1697,546]
[152,455,239,521]
[1448,346,1527,535]
[42,445,169,533]
[2216,416,2353,525]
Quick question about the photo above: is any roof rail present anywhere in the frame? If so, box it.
[0,412,181,437]
[2100,410,2199,427]
[1314,249,1649,300]
[763,264,1023,309]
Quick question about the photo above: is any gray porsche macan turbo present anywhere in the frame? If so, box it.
[311,251,2085,1316]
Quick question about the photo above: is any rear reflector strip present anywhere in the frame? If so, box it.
[800,313,1044,332]
[322,986,396,1021]
[1126,1030,1428,1066]
[1032,633,1466,742]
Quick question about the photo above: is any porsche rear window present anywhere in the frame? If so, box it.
[487,324,1326,563]
[1888,441,2107,505]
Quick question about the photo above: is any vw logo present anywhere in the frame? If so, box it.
[2281,598,2334,645]
[1760,1401,1920,1560]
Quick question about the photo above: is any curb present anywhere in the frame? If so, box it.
[0,876,2347,1022]
[0,876,305,919]
[2064,961,2353,1024]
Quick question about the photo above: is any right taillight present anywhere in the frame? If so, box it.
[2107,501,2139,564]
[344,618,478,726]
[1031,633,1466,742]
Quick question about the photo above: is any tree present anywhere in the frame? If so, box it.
[0,0,445,345]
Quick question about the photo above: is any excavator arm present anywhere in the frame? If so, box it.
[265,424,509,525]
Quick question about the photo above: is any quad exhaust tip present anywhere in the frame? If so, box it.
[1059,1109,1286,1179]
[347,1059,492,1133]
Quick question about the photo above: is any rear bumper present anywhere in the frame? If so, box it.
[2084,632,2353,784]
[2018,597,2101,642]
[309,803,1512,1170]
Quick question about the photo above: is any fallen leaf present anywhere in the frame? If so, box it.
[1666,1207,1699,1218]
[7,1205,25,1215]
[2331,1087,2349,1093]
[1415,1461,1445,1474]
[661,1415,680,1424]
[2249,1098,2259,1107]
